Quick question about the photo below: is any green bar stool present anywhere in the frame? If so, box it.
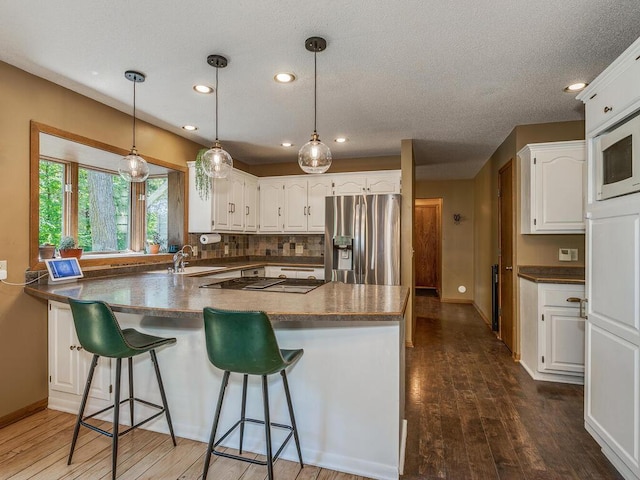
[202,307,304,480]
[67,299,177,480]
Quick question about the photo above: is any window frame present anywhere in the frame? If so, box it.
[30,121,187,270]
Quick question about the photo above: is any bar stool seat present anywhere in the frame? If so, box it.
[202,307,304,480]
[67,299,177,480]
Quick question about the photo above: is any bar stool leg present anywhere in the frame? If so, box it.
[150,350,177,446]
[239,374,248,454]
[128,357,134,426]
[68,354,99,465]
[281,370,304,467]
[112,358,122,480]
[203,370,230,480]
[262,375,274,480]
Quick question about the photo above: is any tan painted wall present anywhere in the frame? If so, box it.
[416,180,475,302]
[400,140,415,346]
[0,61,203,418]
[472,120,586,355]
[247,155,400,177]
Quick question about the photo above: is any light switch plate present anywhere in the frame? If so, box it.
[295,244,304,254]
[224,245,229,255]
[0,260,6,280]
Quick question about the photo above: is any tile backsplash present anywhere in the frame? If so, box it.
[188,233,324,260]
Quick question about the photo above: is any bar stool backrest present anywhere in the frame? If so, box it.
[68,299,134,358]
[203,307,286,375]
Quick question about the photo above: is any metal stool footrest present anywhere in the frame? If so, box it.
[212,417,294,465]
[79,397,167,438]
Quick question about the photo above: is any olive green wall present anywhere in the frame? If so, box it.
[0,61,203,419]
[247,155,400,177]
[415,179,475,303]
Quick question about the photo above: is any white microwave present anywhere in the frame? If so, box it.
[596,113,640,200]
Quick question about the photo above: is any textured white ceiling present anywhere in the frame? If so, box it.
[2,1,640,179]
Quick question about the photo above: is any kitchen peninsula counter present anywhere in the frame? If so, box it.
[26,274,408,480]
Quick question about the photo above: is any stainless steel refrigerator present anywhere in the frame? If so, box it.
[325,194,401,285]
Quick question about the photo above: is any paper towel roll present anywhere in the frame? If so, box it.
[200,234,222,245]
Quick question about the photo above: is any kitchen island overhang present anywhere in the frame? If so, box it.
[25,275,409,480]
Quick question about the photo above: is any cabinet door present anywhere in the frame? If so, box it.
[367,173,400,194]
[307,177,333,232]
[539,307,585,374]
[228,174,245,231]
[333,175,367,195]
[259,180,284,232]
[211,177,231,231]
[187,163,214,233]
[244,176,258,232]
[283,178,308,232]
[533,148,585,232]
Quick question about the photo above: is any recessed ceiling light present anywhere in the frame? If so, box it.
[334,137,347,143]
[193,84,213,94]
[564,82,588,92]
[274,72,296,83]
[182,125,198,131]
[281,142,294,147]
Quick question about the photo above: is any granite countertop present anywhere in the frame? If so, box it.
[24,274,409,324]
[517,266,585,285]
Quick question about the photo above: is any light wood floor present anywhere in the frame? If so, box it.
[0,294,624,479]
[401,292,622,479]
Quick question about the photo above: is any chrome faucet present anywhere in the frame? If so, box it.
[172,245,194,273]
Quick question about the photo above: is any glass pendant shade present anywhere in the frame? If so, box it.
[202,141,233,178]
[119,148,150,182]
[298,133,332,174]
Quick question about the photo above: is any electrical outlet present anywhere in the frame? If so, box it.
[295,244,304,254]
[224,244,229,255]
[0,260,6,280]
[191,245,198,257]
[559,248,571,261]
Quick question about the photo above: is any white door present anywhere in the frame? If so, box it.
[334,175,366,195]
[283,178,308,232]
[540,307,585,374]
[307,177,333,232]
[259,180,284,232]
[367,173,400,194]
[211,177,231,231]
[244,177,258,232]
[187,163,214,233]
[229,174,245,231]
[534,149,585,232]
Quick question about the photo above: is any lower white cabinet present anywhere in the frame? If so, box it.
[264,266,324,280]
[48,301,112,410]
[519,279,585,384]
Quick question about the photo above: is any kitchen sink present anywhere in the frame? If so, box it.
[146,266,228,275]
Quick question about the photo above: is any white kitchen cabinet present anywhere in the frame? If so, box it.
[282,176,333,232]
[188,163,258,233]
[258,179,284,232]
[333,171,401,195]
[519,279,585,384]
[264,265,324,280]
[48,301,111,408]
[519,141,586,234]
[578,37,640,480]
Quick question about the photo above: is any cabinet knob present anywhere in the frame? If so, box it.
[70,345,76,350]
[604,106,613,113]
[304,206,307,215]
[566,297,581,303]
[308,206,311,215]
[246,206,249,215]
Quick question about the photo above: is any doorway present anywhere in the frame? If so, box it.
[498,161,515,353]
[414,199,442,297]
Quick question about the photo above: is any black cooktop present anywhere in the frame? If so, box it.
[200,277,325,294]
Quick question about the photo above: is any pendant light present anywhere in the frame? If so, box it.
[119,70,150,182]
[298,36,332,174]
[202,54,233,179]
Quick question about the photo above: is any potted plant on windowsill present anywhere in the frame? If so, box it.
[147,232,162,254]
[59,236,83,259]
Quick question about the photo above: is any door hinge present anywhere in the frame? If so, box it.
[541,314,545,321]
[541,356,545,363]
[497,188,501,198]
[498,307,502,316]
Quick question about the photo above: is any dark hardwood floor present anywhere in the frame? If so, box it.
[401,292,622,480]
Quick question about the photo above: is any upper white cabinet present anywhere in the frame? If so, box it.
[187,163,258,233]
[258,178,284,232]
[333,171,401,195]
[283,176,333,232]
[519,141,586,234]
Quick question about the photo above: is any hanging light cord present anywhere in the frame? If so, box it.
[313,48,318,135]
[132,79,137,150]
[215,65,219,142]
